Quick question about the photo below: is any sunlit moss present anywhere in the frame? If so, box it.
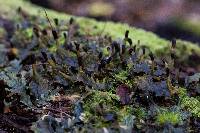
[25,28,34,38]
[156,110,182,125]
[102,47,109,56]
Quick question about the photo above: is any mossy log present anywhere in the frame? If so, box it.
[0,0,200,57]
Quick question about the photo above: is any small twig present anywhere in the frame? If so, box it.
[43,107,72,118]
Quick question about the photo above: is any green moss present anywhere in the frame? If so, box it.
[133,107,147,120]
[114,70,133,88]
[84,90,120,108]
[178,88,200,118]
[1,0,200,56]
[118,106,135,127]
[115,70,128,81]
[25,28,33,38]
[178,88,187,98]
[83,90,119,125]
[156,110,182,125]
[176,40,200,61]
[102,47,109,56]
[83,90,134,127]
[181,97,200,118]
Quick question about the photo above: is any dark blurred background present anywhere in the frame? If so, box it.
[29,0,200,44]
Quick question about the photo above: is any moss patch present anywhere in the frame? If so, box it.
[156,110,182,125]
[178,88,200,118]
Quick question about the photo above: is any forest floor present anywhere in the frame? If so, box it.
[0,1,200,132]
